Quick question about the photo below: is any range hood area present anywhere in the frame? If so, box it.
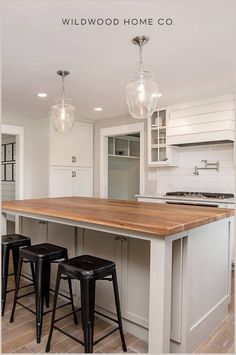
[166,94,235,146]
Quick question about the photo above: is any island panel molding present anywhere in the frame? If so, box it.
[2,196,233,237]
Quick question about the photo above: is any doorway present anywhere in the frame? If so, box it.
[1,134,16,233]
[108,133,140,200]
[1,124,24,234]
[100,122,144,199]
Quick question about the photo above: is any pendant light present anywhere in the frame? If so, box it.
[50,70,75,132]
[126,36,160,119]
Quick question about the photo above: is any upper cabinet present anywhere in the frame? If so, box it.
[148,107,178,167]
[147,94,235,167]
[49,120,93,198]
[167,94,235,145]
[50,121,93,167]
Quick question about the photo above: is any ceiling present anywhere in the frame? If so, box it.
[2,0,236,122]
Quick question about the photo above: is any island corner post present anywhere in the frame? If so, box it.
[1,197,234,353]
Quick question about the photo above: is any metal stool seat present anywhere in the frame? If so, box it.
[1,234,33,316]
[10,243,78,343]
[46,255,127,353]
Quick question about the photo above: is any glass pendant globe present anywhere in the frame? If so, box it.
[126,71,159,119]
[50,101,75,133]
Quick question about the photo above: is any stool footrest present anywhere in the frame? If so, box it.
[94,310,119,324]
[93,326,119,346]
[7,282,34,294]
[8,272,15,277]
[53,326,85,346]
[52,324,119,348]
[49,287,73,301]
[17,291,35,299]
[43,302,72,316]
[22,274,34,283]
[54,307,82,324]
[17,302,36,315]
[15,300,72,316]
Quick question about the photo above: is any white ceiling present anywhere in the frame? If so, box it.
[2,0,236,122]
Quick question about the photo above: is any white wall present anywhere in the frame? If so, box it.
[29,117,49,198]
[155,143,234,194]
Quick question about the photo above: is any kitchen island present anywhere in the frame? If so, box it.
[1,197,234,353]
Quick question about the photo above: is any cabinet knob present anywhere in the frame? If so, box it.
[115,236,120,241]
[120,237,127,242]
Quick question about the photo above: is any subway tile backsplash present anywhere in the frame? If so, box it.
[155,143,234,194]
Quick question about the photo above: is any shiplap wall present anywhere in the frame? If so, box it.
[156,143,234,194]
[1,135,16,201]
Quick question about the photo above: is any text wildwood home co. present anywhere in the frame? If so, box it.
[61,17,174,26]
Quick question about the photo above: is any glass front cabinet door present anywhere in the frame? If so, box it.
[148,107,178,167]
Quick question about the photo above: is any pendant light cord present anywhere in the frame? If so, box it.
[61,73,65,104]
[139,44,144,72]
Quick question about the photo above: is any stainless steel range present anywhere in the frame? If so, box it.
[164,191,234,208]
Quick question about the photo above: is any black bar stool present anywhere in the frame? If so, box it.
[10,243,78,343]
[1,234,34,316]
[46,255,127,353]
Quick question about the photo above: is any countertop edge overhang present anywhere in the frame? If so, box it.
[2,196,234,237]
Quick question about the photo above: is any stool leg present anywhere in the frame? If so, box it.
[12,247,19,283]
[67,277,78,325]
[45,267,62,353]
[89,280,96,344]
[81,277,94,353]
[44,262,51,308]
[30,262,36,290]
[10,255,23,322]
[2,246,10,316]
[64,251,78,325]
[112,270,127,352]
[35,259,44,343]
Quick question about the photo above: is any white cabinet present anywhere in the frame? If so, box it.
[50,120,93,167]
[49,119,93,198]
[81,229,150,329]
[148,107,178,167]
[50,167,93,198]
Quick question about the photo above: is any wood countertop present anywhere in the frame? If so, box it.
[2,197,234,237]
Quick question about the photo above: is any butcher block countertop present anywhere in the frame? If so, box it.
[2,196,234,237]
